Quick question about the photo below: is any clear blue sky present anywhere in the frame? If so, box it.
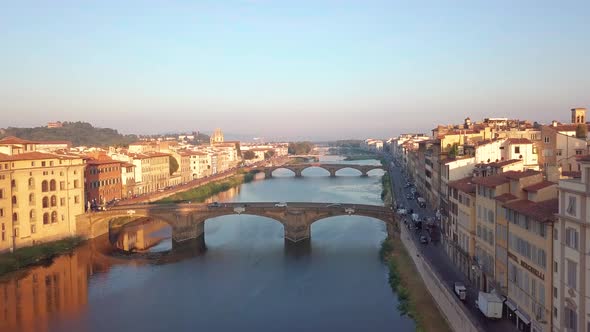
[1,1,589,140]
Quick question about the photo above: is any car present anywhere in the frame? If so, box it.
[344,207,355,214]
[420,235,429,244]
[396,208,407,216]
[208,202,222,208]
[275,202,287,207]
[454,282,467,301]
[326,203,342,207]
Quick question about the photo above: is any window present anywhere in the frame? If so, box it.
[554,287,557,298]
[28,177,35,189]
[74,195,80,204]
[74,179,80,188]
[51,211,57,223]
[50,195,57,207]
[0,208,3,217]
[31,224,36,234]
[43,213,49,224]
[41,180,48,192]
[60,197,65,206]
[60,181,65,190]
[564,307,577,331]
[11,179,16,188]
[565,228,579,250]
[11,196,17,206]
[575,150,583,155]
[544,136,550,143]
[567,196,577,216]
[554,261,558,273]
[0,188,3,199]
[555,149,562,156]
[12,213,18,223]
[567,259,577,289]
[29,210,35,222]
[42,196,49,208]
[50,179,56,191]
[514,146,520,154]
[29,193,35,205]
[41,161,46,167]
[553,229,558,241]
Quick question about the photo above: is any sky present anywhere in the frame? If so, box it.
[1,1,590,141]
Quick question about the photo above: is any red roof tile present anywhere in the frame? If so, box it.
[448,177,476,194]
[0,151,79,162]
[503,199,558,223]
[505,138,533,144]
[495,193,518,203]
[0,136,37,144]
[503,169,541,180]
[522,181,556,192]
[472,174,511,188]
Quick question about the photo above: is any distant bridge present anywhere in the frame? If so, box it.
[77,202,395,250]
[258,163,385,178]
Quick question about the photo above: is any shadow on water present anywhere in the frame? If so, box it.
[284,238,312,258]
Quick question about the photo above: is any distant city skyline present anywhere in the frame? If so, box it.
[2,1,589,140]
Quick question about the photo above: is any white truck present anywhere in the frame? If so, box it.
[476,291,503,319]
[417,197,426,208]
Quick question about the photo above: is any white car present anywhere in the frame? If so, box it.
[344,208,355,214]
[397,208,407,216]
[275,202,287,207]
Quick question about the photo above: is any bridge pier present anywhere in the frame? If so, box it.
[171,215,206,251]
[173,233,206,252]
[329,169,337,177]
[294,169,303,178]
[361,171,369,177]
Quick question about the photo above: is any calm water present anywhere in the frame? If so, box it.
[0,156,415,332]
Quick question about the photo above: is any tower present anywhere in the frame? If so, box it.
[571,108,587,124]
[210,128,224,145]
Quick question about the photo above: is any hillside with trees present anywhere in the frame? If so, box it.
[288,142,314,155]
[0,122,138,147]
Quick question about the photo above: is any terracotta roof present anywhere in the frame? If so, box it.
[505,138,533,144]
[522,181,556,192]
[86,158,123,165]
[495,193,518,203]
[472,174,511,188]
[503,169,541,180]
[561,170,581,178]
[0,151,79,162]
[121,162,135,168]
[0,136,37,145]
[448,177,476,194]
[550,124,590,132]
[488,159,522,168]
[503,199,558,223]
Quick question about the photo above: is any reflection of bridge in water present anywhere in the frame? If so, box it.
[258,163,386,178]
[77,202,395,250]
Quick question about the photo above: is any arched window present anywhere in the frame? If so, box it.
[51,211,58,223]
[28,177,35,189]
[29,193,35,205]
[12,196,17,206]
[29,210,36,222]
[43,213,49,224]
[12,213,18,222]
[42,180,49,192]
[50,179,56,191]
[42,196,49,208]
[50,195,57,207]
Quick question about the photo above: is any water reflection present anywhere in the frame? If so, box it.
[114,219,171,253]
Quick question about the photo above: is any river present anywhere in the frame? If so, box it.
[0,156,415,332]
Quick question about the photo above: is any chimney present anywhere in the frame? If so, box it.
[551,120,558,127]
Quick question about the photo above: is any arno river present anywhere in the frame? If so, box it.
[1,156,415,332]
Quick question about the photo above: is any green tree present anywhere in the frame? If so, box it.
[243,150,256,160]
[576,124,587,139]
[288,142,314,155]
[448,143,459,158]
[169,156,179,175]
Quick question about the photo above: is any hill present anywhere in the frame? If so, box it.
[0,122,138,147]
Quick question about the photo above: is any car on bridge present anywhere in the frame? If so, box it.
[326,203,342,207]
[208,202,222,208]
[344,208,355,214]
[275,202,287,207]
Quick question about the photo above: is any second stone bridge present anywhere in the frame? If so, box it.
[259,163,386,178]
[76,202,395,250]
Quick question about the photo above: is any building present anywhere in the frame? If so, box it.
[47,121,63,128]
[210,128,224,145]
[447,176,477,280]
[553,155,590,332]
[0,145,85,252]
[84,158,123,208]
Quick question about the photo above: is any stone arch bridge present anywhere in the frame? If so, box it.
[76,202,395,250]
[258,163,385,178]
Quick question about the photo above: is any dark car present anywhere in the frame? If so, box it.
[420,235,429,244]
[208,202,222,208]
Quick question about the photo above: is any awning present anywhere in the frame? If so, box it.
[504,299,517,311]
[515,310,531,325]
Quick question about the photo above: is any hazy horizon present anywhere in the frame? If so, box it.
[2,1,589,140]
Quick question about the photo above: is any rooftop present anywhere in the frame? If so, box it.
[505,138,533,144]
[448,177,476,194]
[472,174,511,188]
[0,136,37,145]
[522,180,556,192]
[503,198,558,223]
[503,169,541,180]
[495,193,518,203]
[0,151,79,162]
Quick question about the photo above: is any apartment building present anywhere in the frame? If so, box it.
[84,158,123,207]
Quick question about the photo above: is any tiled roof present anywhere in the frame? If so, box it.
[522,181,556,192]
[0,136,37,144]
[505,138,533,144]
[550,124,590,132]
[0,151,79,162]
[495,193,518,203]
[503,199,558,223]
[503,169,541,180]
[86,158,123,165]
[472,174,511,188]
[448,177,476,194]
[488,159,522,168]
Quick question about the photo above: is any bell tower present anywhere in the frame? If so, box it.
[571,108,587,124]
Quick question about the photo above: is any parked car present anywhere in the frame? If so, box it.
[275,202,288,207]
[454,282,467,301]
[208,202,222,208]
[417,197,426,208]
[396,208,407,216]
[420,235,429,244]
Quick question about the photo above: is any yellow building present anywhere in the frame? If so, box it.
[0,137,85,252]
[447,177,477,279]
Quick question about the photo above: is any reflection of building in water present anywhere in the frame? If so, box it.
[116,219,171,252]
[205,185,241,203]
[0,247,90,332]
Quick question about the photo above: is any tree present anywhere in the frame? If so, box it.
[448,143,459,158]
[169,156,179,175]
[288,142,314,155]
[264,150,275,159]
[243,150,256,160]
[576,124,587,139]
